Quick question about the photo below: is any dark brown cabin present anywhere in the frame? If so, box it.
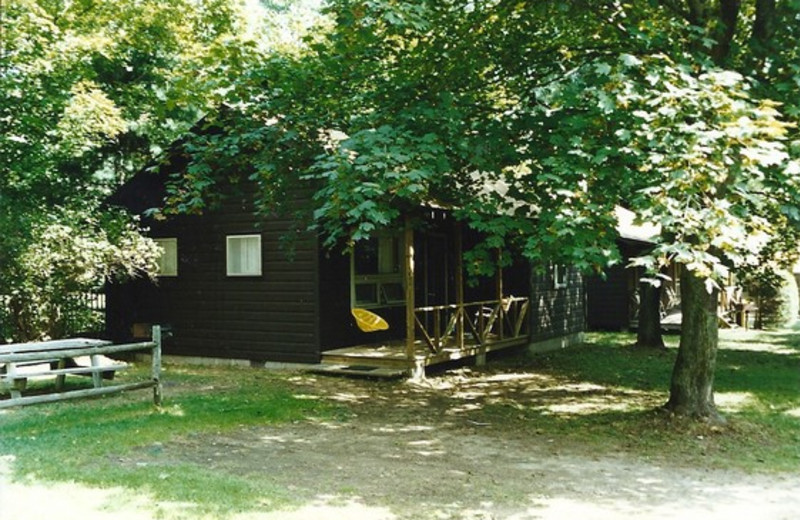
[586,238,651,331]
[586,236,681,332]
[107,169,586,375]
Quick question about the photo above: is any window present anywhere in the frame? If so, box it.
[154,238,178,277]
[352,235,404,308]
[226,234,262,276]
[552,263,568,289]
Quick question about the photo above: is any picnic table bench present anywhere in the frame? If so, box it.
[0,326,162,409]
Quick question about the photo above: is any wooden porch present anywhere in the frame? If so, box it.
[318,296,531,377]
[313,216,532,378]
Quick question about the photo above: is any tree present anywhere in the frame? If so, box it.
[167,0,800,421]
[0,209,160,342]
[0,0,268,340]
[636,280,666,350]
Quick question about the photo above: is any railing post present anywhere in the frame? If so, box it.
[151,325,163,406]
[90,355,102,388]
[404,218,417,372]
[7,362,23,400]
[455,221,465,349]
[433,310,441,352]
[496,249,504,341]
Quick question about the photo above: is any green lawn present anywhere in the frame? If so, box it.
[0,366,340,513]
[1,328,798,515]
[492,328,800,471]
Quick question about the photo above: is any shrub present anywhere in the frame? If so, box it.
[0,209,159,342]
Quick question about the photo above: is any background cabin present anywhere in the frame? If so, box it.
[586,207,681,332]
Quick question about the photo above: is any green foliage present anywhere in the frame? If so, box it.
[165,1,800,285]
[311,125,449,247]
[0,209,159,342]
[539,52,800,285]
[0,0,286,341]
[1,0,255,199]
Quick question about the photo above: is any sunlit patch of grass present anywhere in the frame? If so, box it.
[0,364,340,515]
[715,391,757,412]
[538,387,657,416]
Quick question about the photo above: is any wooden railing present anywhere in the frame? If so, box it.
[413,296,530,354]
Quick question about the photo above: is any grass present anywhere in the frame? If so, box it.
[0,364,340,514]
[479,328,800,472]
[1,328,798,516]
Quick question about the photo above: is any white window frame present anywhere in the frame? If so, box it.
[552,263,568,289]
[154,238,178,277]
[351,234,405,308]
[226,234,262,277]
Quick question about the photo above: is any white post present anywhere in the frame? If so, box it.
[151,325,163,406]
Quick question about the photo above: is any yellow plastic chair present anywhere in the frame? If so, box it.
[351,308,389,332]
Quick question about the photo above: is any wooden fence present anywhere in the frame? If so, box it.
[0,325,162,409]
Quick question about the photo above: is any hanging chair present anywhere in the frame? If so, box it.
[351,308,389,332]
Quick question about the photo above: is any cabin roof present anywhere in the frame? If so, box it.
[615,206,659,244]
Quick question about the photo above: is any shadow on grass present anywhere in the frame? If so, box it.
[1,329,798,518]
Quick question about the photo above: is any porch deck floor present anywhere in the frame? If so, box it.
[319,334,529,377]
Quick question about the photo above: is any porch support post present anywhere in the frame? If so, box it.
[455,222,465,350]
[496,249,504,341]
[476,247,503,368]
[404,216,417,373]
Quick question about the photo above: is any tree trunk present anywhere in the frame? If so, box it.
[636,280,665,349]
[664,268,724,422]
[711,0,742,65]
[680,0,742,66]
[750,0,777,56]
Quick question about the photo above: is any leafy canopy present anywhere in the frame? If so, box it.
[168,0,800,283]
[0,0,287,341]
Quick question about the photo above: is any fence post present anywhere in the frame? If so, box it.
[151,325,163,406]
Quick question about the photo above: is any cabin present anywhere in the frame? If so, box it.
[106,159,585,377]
[582,207,763,332]
[585,207,681,331]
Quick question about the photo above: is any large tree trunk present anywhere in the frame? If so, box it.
[664,268,723,422]
[636,280,665,349]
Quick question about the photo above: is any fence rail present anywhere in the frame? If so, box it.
[413,296,530,353]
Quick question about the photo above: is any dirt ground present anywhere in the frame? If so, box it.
[2,368,799,520]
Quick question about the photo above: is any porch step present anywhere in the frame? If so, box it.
[320,353,412,369]
[306,363,408,379]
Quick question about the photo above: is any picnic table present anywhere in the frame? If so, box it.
[0,326,162,409]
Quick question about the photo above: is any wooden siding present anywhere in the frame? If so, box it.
[585,265,630,331]
[106,184,321,363]
[529,266,586,341]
